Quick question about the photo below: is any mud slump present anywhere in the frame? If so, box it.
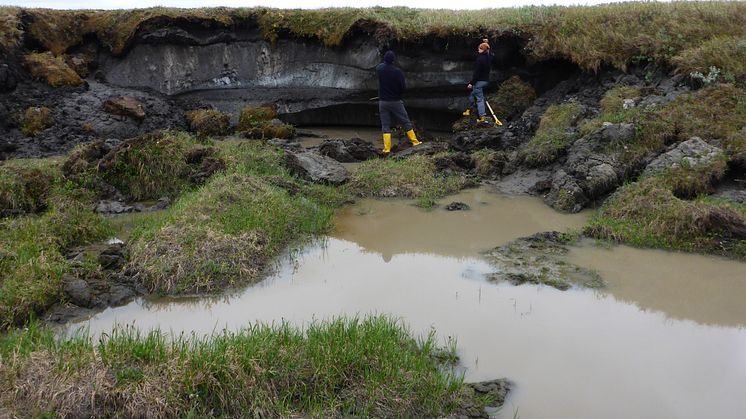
[68,187,746,419]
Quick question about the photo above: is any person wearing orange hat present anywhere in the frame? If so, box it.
[463,42,492,123]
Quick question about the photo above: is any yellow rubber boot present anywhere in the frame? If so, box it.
[382,133,392,154]
[406,129,421,146]
[462,109,471,116]
[476,116,486,124]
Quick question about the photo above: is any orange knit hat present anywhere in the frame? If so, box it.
[478,42,490,52]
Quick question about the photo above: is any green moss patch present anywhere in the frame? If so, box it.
[237,106,295,139]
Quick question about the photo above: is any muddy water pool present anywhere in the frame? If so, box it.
[69,187,746,419]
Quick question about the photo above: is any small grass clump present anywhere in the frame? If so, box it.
[97,131,202,200]
[128,141,347,294]
[522,101,584,167]
[347,154,473,208]
[672,36,746,85]
[0,316,481,417]
[186,109,231,139]
[471,149,506,178]
[24,52,84,87]
[237,106,295,139]
[0,159,59,217]
[19,106,54,137]
[487,76,536,121]
[585,176,746,259]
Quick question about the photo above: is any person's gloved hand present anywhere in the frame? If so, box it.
[467,83,473,90]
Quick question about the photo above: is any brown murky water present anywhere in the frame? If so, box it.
[69,187,746,419]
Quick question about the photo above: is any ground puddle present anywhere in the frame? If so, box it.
[68,187,746,419]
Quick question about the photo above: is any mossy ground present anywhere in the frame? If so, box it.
[0,316,484,417]
[346,153,474,208]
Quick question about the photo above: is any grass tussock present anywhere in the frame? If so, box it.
[97,131,203,201]
[672,36,746,85]
[19,106,53,137]
[657,158,728,200]
[238,106,295,139]
[0,191,111,329]
[186,109,231,139]
[11,3,746,74]
[346,154,473,208]
[23,52,84,87]
[585,177,746,259]
[522,101,584,167]
[0,6,21,49]
[487,76,536,121]
[0,316,479,417]
[127,141,347,294]
[0,159,59,217]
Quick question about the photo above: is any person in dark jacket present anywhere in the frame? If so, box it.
[375,50,421,154]
[463,42,491,123]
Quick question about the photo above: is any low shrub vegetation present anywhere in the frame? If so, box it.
[24,52,84,87]
[346,154,473,208]
[0,316,482,417]
[522,101,584,166]
[19,106,54,137]
[186,109,231,139]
